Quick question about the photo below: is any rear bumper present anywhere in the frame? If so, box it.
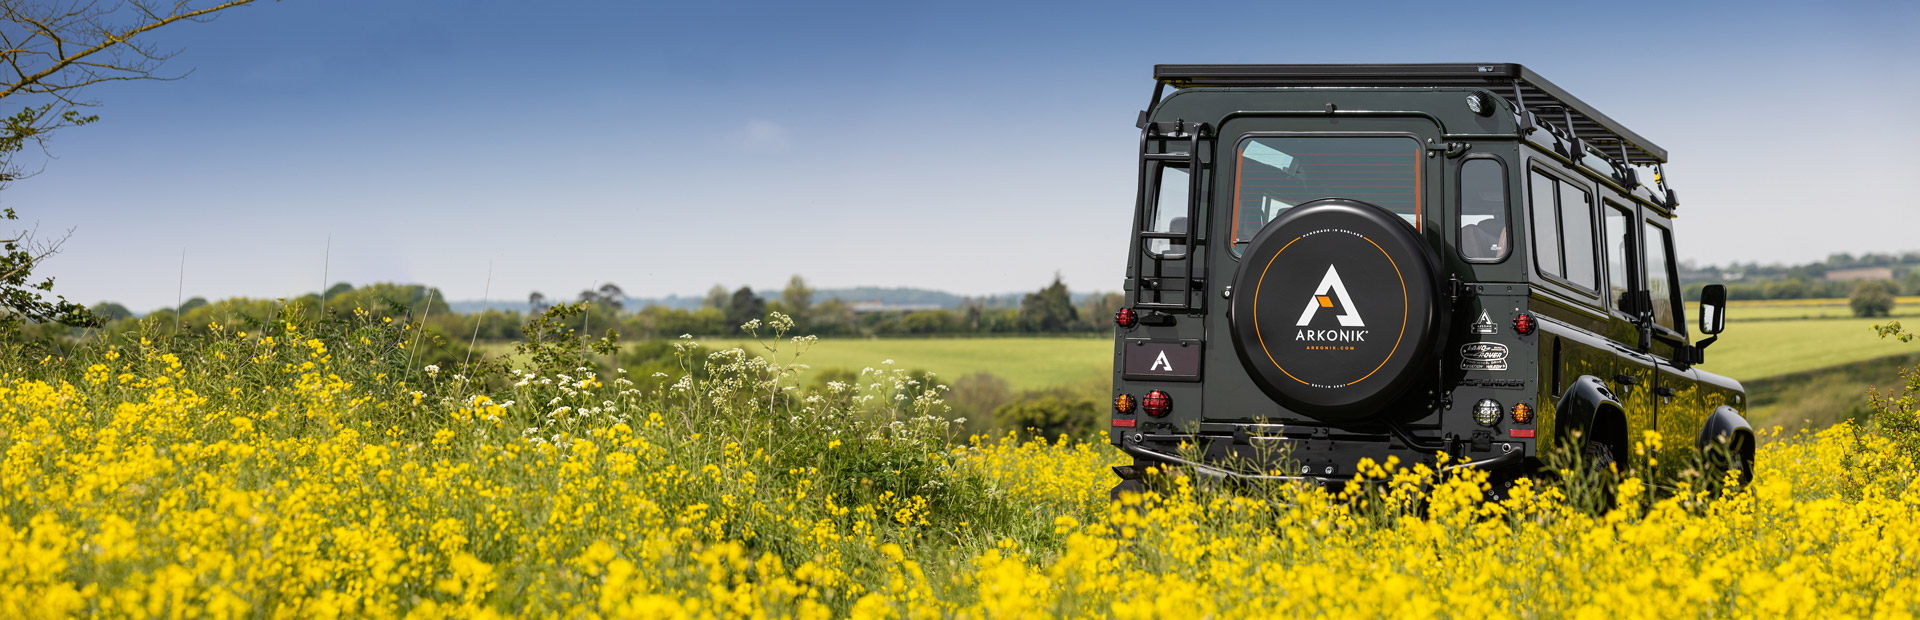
[1117,439,1526,486]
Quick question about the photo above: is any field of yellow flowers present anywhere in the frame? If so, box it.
[3,309,1919,618]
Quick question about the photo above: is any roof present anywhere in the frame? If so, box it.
[1152,63,1668,164]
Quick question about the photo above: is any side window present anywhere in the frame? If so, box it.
[1527,168,1598,293]
[1457,158,1508,262]
[1603,203,1635,311]
[1643,221,1680,332]
[1529,171,1561,276]
[1147,164,1190,256]
[1558,181,1596,290]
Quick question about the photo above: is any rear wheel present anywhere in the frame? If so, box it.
[1705,434,1754,489]
[1582,439,1616,473]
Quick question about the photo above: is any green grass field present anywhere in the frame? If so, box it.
[1703,317,1916,381]
[706,337,1113,391]
[1687,296,1920,322]
[478,296,1918,398]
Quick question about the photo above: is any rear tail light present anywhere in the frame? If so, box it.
[1142,390,1172,417]
[1115,308,1137,328]
[1511,403,1534,424]
[1514,312,1536,335]
[1473,398,1502,426]
[1113,394,1135,414]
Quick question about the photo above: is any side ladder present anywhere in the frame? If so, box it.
[1131,120,1212,313]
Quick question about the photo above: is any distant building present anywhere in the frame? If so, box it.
[1826,267,1894,282]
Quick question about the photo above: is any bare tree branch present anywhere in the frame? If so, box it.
[0,1,268,334]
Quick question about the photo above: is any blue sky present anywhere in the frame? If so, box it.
[12,0,1917,310]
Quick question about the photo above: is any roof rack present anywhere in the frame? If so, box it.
[1151,63,1667,164]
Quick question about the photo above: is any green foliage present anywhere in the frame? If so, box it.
[1863,322,1920,471]
[517,301,619,378]
[0,208,101,340]
[781,274,814,330]
[90,301,134,322]
[704,285,730,310]
[725,286,765,329]
[579,282,625,310]
[1850,281,1896,317]
[1020,275,1078,332]
[994,393,1098,440]
[945,372,1011,434]
[1764,279,1808,300]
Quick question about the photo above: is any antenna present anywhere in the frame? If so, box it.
[320,233,331,315]
[175,249,185,334]
[464,261,492,388]
[404,287,436,386]
[581,280,596,364]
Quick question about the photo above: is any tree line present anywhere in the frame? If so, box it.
[70,275,1127,344]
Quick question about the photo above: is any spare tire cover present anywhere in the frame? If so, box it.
[1230,198,1444,420]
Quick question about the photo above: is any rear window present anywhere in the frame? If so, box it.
[1231,136,1423,256]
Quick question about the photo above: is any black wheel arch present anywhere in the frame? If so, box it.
[1554,375,1627,462]
[1699,405,1756,483]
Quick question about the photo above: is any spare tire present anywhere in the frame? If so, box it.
[1229,198,1445,421]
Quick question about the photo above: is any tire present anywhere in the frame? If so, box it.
[1228,198,1446,421]
[1582,439,1616,473]
[1706,435,1754,488]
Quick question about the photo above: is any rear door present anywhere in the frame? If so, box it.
[1205,116,1443,422]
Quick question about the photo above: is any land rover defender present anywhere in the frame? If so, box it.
[1108,64,1752,493]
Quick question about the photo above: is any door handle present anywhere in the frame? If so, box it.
[1612,374,1641,386]
[1655,386,1676,397]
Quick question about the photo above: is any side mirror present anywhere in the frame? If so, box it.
[1699,284,1726,335]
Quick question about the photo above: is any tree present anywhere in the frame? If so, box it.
[1082,292,1124,331]
[528,291,550,313]
[1852,281,1896,318]
[0,208,96,333]
[89,300,131,322]
[2,0,263,184]
[725,286,764,329]
[324,282,354,299]
[1764,279,1807,300]
[703,284,730,310]
[0,1,264,337]
[578,282,624,310]
[178,296,207,313]
[1020,274,1077,333]
[781,274,813,329]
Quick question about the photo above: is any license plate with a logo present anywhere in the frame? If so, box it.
[1123,339,1203,381]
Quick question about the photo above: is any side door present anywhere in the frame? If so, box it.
[1642,217,1703,474]
[1599,200,1658,466]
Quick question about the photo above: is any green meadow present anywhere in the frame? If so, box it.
[677,297,1920,393]
[706,336,1113,392]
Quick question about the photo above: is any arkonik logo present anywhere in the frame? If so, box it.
[1295,265,1368,343]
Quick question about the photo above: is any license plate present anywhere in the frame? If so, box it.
[1124,340,1203,381]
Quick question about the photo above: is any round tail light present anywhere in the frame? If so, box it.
[1115,308,1137,328]
[1513,313,1536,335]
[1473,398,1503,426]
[1511,403,1534,424]
[1113,394,1135,414]
[1142,390,1172,417]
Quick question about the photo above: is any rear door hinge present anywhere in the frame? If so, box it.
[1449,276,1476,304]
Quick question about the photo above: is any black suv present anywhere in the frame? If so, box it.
[1108,64,1751,492]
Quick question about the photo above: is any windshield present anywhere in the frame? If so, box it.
[1231,136,1423,255]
